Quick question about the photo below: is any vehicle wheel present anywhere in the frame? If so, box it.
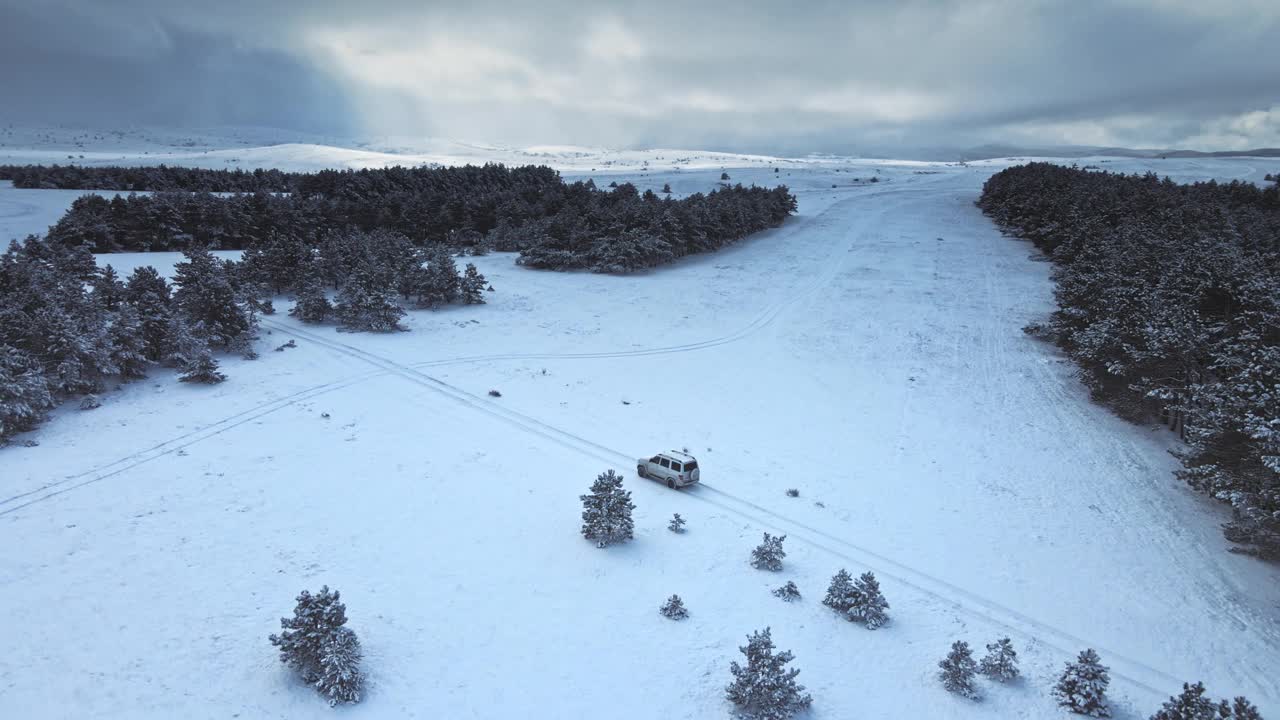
[667,479,676,489]
[637,466,647,478]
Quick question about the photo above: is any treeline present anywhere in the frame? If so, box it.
[34,163,795,273]
[0,229,488,442]
[979,162,1280,560]
[0,163,297,192]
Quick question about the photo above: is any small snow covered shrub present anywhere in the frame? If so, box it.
[849,572,889,629]
[660,594,688,620]
[580,469,635,547]
[938,641,980,700]
[316,627,364,706]
[1054,649,1111,717]
[1148,681,1260,720]
[822,569,857,615]
[269,586,364,705]
[725,627,811,720]
[178,349,225,384]
[79,394,101,410]
[668,513,686,533]
[750,532,786,571]
[979,638,1020,682]
[785,488,799,497]
[773,581,801,602]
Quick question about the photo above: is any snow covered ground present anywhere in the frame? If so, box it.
[2,138,1279,719]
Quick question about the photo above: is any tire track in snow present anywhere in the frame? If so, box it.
[264,316,1186,698]
[0,371,382,516]
[8,183,935,509]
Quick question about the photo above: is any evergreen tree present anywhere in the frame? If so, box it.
[1231,697,1262,720]
[1150,682,1220,720]
[167,318,225,384]
[315,626,364,706]
[579,469,635,547]
[668,513,686,533]
[822,569,858,615]
[123,266,172,362]
[850,572,889,629]
[773,581,801,602]
[172,246,254,351]
[336,265,405,332]
[179,347,225,384]
[938,641,980,699]
[1054,649,1111,717]
[413,247,461,307]
[460,263,487,304]
[750,532,786,571]
[662,183,672,193]
[978,638,1020,683]
[90,264,125,311]
[107,304,149,380]
[660,594,688,620]
[270,586,362,704]
[291,270,334,324]
[0,346,52,441]
[725,627,812,720]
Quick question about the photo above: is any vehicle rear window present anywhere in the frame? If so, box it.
[684,461,697,471]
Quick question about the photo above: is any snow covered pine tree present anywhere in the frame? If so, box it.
[849,572,889,629]
[460,263,487,304]
[1054,649,1111,717]
[773,581,801,602]
[660,594,688,620]
[668,513,686,533]
[978,638,1020,682]
[725,627,812,720]
[938,641,980,700]
[315,627,364,706]
[823,569,858,615]
[269,586,363,705]
[751,532,787,571]
[579,469,636,547]
[1149,682,1263,720]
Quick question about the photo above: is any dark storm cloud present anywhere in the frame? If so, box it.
[3,0,1278,153]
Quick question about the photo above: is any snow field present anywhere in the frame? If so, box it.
[2,144,1278,718]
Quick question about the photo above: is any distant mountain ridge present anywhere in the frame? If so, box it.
[953,143,1280,161]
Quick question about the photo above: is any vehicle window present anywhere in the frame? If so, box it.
[671,462,683,472]
[659,458,670,469]
[650,456,661,463]
[684,461,698,471]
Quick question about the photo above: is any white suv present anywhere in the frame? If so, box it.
[637,451,701,489]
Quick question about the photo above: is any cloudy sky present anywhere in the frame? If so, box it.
[3,0,1278,155]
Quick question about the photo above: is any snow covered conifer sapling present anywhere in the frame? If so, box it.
[773,581,801,602]
[460,263,487,304]
[668,513,686,533]
[1149,682,1219,720]
[579,469,636,548]
[822,569,858,615]
[938,641,980,700]
[850,572,889,629]
[725,627,812,720]
[315,626,364,706]
[750,532,786,571]
[1053,648,1111,717]
[978,638,1020,683]
[269,586,363,705]
[660,594,688,620]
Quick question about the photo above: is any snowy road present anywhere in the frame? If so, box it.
[3,158,1278,719]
